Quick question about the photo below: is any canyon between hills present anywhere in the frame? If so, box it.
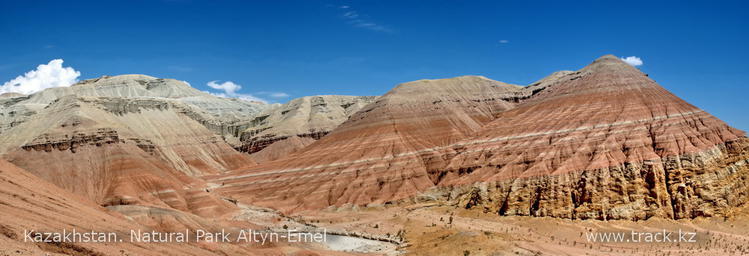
[1,55,748,255]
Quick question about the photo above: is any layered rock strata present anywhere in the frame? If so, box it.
[0,74,272,146]
[248,135,317,163]
[436,56,748,220]
[234,95,377,153]
[212,56,749,220]
[0,159,333,255]
[212,76,523,212]
[0,94,253,222]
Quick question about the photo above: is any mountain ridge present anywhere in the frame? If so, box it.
[209,55,749,220]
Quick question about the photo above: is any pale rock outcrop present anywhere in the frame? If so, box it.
[0,75,263,222]
[0,92,24,98]
[0,95,248,221]
[235,95,377,153]
[0,74,272,144]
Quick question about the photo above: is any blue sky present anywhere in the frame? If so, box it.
[0,0,747,130]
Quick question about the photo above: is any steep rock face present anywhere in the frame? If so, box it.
[436,56,749,220]
[442,142,749,220]
[235,95,377,153]
[212,76,522,212]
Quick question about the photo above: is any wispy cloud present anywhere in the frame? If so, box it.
[270,92,289,98]
[257,91,290,99]
[337,5,392,33]
[620,56,643,67]
[0,59,81,95]
[499,40,509,44]
[343,11,359,19]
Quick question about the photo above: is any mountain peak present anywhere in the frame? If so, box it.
[393,75,521,95]
[584,54,641,73]
[595,54,620,61]
[75,74,158,86]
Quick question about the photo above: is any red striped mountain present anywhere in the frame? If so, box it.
[211,75,526,211]
[437,55,748,220]
[211,55,749,220]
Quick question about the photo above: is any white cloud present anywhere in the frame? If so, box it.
[0,59,81,95]
[339,5,350,9]
[620,56,643,67]
[206,80,268,103]
[499,40,509,44]
[207,80,241,95]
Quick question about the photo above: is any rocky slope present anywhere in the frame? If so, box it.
[248,135,317,163]
[0,75,264,173]
[0,75,271,143]
[211,56,749,220]
[0,159,262,255]
[0,159,361,255]
[211,76,524,212]
[0,75,265,226]
[0,95,248,219]
[234,95,377,153]
[436,55,749,220]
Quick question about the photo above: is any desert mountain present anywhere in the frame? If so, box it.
[1,56,747,256]
[0,75,270,144]
[211,55,749,220]
[437,55,749,220]
[211,75,525,211]
[0,75,264,225]
[234,95,377,153]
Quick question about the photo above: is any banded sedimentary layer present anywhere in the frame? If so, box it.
[212,55,749,220]
[435,56,749,220]
[235,95,377,153]
[0,76,263,225]
[212,75,524,211]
